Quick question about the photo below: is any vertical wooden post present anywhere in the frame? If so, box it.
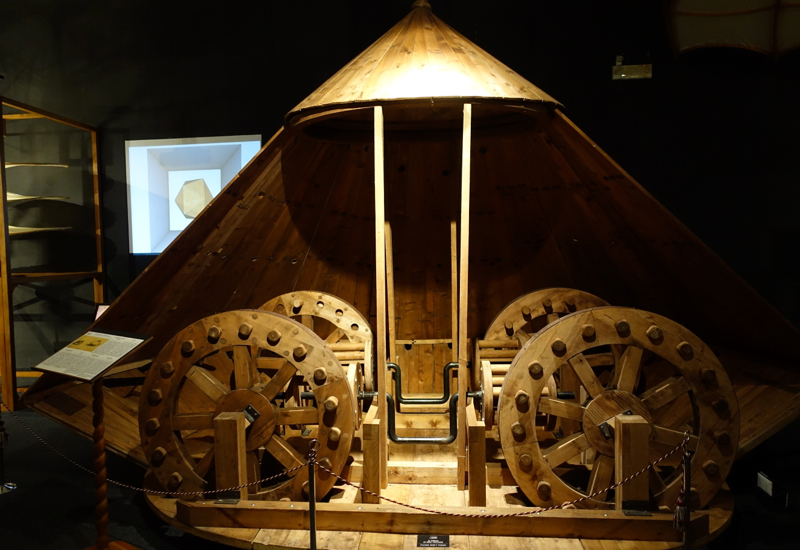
[385,221,396,365]
[373,106,388,488]
[361,403,381,504]
[614,414,650,510]
[0,110,16,411]
[466,403,486,506]
[90,378,110,550]
[456,104,472,490]
[90,129,104,305]
[214,412,249,500]
[450,221,458,365]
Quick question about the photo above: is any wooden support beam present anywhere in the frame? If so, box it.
[362,403,381,504]
[176,500,707,542]
[385,221,396,364]
[615,414,650,510]
[373,105,388,488]
[0,117,16,410]
[467,403,486,506]
[450,220,458,364]
[456,103,472,490]
[214,412,248,500]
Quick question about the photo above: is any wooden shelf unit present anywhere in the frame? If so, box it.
[0,97,104,410]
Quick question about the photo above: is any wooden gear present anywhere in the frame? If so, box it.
[138,310,356,501]
[260,291,374,392]
[475,288,611,428]
[498,306,739,511]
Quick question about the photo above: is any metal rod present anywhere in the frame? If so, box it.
[387,362,459,405]
[684,447,692,550]
[385,392,481,444]
[308,439,319,550]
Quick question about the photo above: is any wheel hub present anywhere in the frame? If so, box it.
[214,389,276,451]
[582,389,652,457]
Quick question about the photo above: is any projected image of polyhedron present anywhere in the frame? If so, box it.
[24,1,800,547]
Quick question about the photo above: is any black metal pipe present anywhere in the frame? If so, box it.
[385,392,481,445]
[387,362,459,405]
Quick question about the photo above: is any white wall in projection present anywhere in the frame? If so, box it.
[126,135,261,254]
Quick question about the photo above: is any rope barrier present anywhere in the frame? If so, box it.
[2,399,690,514]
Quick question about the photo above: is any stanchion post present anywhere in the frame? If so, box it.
[683,445,692,550]
[308,439,319,550]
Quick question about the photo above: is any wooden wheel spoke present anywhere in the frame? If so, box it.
[514,329,532,346]
[640,376,691,412]
[649,464,668,496]
[543,432,591,468]
[276,407,319,425]
[611,346,643,392]
[193,448,215,477]
[325,328,345,344]
[586,454,614,500]
[651,425,699,451]
[539,397,586,422]
[233,346,257,390]
[568,353,605,399]
[173,412,214,431]
[265,435,305,473]
[187,366,230,402]
[261,363,297,401]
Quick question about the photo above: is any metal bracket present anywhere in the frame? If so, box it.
[598,422,613,440]
[622,500,652,516]
[243,404,260,424]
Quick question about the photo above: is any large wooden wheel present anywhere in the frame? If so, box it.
[139,310,356,501]
[261,291,374,391]
[498,307,739,511]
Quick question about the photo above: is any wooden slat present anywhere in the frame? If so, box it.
[176,500,701,542]
[569,353,605,399]
[539,397,587,422]
[640,376,691,412]
[186,367,229,402]
[275,407,319,425]
[173,413,215,431]
[543,433,591,468]
[264,435,305,472]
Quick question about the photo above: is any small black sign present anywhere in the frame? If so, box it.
[417,534,450,547]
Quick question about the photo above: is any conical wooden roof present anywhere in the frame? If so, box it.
[286,1,561,141]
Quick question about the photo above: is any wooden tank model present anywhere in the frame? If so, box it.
[23,2,800,548]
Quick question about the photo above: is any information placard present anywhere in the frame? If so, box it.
[417,535,450,548]
[35,330,149,381]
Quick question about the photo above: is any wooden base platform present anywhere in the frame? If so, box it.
[145,482,733,550]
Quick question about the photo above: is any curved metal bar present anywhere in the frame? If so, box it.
[386,391,482,445]
[387,362,459,405]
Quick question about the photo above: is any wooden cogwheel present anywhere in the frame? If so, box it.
[498,306,739,511]
[476,288,611,426]
[138,310,356,501]
[261,291,374,391]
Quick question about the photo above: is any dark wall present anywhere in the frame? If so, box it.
[1,0,799,326]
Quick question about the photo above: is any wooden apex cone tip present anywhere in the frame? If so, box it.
[412,0,432,10]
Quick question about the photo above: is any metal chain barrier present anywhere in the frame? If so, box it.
[3,398,690,513]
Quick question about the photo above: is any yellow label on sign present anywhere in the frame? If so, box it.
[68,336,109,352]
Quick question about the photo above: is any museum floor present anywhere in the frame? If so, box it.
[1,407,799,550]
